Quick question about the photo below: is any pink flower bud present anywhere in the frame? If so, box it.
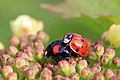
[100,54,109,64]
[116,69,120,79]
[104,69,115,79]
[94,73,105,80]
[0,54,10,64]
[76,59,88,75]
[23,45,33,52]
[7,45,18,57]
[62,77,70,80]
[26,68,36,80]
[30,62,42,74]
[7,57,15,65]
[15,57,29,69]
[19,41,27,50]
[36,48,44,60]
[39,67,52,80]
[88,51,97,60]
[92,40,104,48]
[36,31,49,44]
[26,51,36,62]
[58,60,70,77]
[108,76,117,80]
[53,75,64,80]
[7,72,17,80]
[69,58,77,67]
[81,67,91,79]
[28,34,36,43]
[9,36,19,46]
[20,65,29,75]
[69,64,76,74]
[44,62,55,71]
[1,65,13,78]
[91,65,101,74]
[70,73,79,80]
[105,47,115,59]
[34,38,44,49]
[94,44,104,58]
[16,51,28,59]
[112,57,120,67]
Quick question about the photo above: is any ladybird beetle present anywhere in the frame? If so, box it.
[45,33,89,61]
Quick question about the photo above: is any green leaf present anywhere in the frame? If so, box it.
[41,0,120,18]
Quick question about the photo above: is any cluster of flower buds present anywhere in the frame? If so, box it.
[0,30,49,80]
[0,33,120,80]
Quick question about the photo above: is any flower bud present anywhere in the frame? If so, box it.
[36,48,44,60]
[53,75,64,80]
[69,64,76,74]
[116,69,120,79]
[1,65,13,78]
[19,35,28,42]
[16,51,28,59]
[93,62,101,67]
[112,57,120,67]
[20,65,29,75]
[28,34,36,43]
[81,67,91,79]
[39,67,52,80]
[62,77,70,80]
[108,76,117,80]
[58,60,70,77]
[92,40,104,48]
[100,54,109,64]
[36,31,49,44]
[94,73,105,80]
[23,45,33,52]
[19,41,27,50]
[52,65,61,73]
[7,57,15,65]
[10,15,43,36]
[76,59,88,75]
[26,51,36,62]
[104,69,115,79]
[7,72,17,80]
[7,45,18,57]
[91,65,101,74]
[30,62,42,74]
[34,38,44,49]
[105,47,115,59]
[108,24,120,48]
[94,44,104,58]
[15,57,29,69]
[9,36,19,46]
[26,68,36,80]
[44,62,55,71]
[69,58,77,67]
[0,42,4,50]
[70,73,79,80]
[0,54,10,64]
[88,51,97,60]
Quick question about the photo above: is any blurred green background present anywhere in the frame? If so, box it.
[0,0,110,47]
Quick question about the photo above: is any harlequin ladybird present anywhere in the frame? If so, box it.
[45,33,89,61]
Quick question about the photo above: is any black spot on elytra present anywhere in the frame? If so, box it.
[81,39,84,42]
[76,48,79,52]
[82,52,84,55]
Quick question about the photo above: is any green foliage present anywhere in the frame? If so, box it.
[41,0,120,18]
